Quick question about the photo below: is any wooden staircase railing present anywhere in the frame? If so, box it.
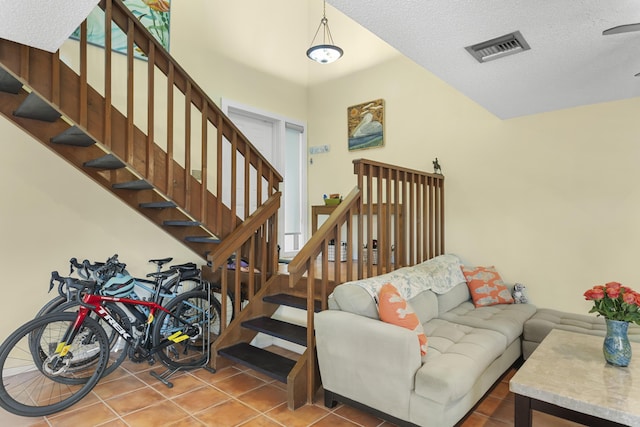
[287,158,445,406]
[206,192,281,328]
[0,0,283,262]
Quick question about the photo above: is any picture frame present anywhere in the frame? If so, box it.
[348,99,384,151]
[70,0,171,60]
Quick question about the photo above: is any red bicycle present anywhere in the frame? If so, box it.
[0,259,219,417]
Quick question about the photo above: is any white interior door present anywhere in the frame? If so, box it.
[226,110,277,217]
[222,99,307,259]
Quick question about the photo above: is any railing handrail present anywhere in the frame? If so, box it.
[208,192,281,270]
[353,158,443,180]
[103,0,283,189]
[287,187,361,286]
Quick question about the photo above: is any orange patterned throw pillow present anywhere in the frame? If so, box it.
[461,266,514,307]
[378,283,428,356]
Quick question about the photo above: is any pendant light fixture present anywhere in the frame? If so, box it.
[306,0,343,64]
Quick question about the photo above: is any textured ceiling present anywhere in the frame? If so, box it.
[0,0,99,53]
[328,0,640,118]
[2,1,639,119]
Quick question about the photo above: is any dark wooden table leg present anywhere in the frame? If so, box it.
[514,394,532,427]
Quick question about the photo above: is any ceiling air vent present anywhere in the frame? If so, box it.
[465,31,530,63]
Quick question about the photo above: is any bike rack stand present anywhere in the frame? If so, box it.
[150,282,217,388]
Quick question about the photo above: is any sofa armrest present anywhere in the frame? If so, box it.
[315,310,422,419]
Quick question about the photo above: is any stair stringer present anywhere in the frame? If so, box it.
[0,44,242,260]
[211,274,288,371]
[211,273,322,409]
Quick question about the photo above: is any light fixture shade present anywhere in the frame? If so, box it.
[306,44,343,64]
[307,1,343,64]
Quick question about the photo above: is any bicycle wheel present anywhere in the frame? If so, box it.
[30,301,130,378]
[0,312,109,417]
[210,280,236,326]
[181,278,234,327]
[34,294,75,317]
[152,290,221,369]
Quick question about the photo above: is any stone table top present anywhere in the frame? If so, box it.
[510,329,640,426]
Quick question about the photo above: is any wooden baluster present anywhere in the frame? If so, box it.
[430,176,435,258]
[166,63,174,197]
[220,264,228,332]
[184,81,192,211]
[126,18,134,165]
[233,249,242,318]
[256,159,263,212]
[216,115,223,232]
[19,45,28,82]
[51,51,60,107]
[393,168,401,268]
[201,102,208,224]
[306,260,316,403]
[230,131,238,228]
[146,44,155,181]
[438,177,445,255]
[366,169,374,277]
[79,20,88,128]
[244,146,251,219]
[103,0,112,149]
[383,166,390,271]
[248,233,256,299]
[418,175,424,260]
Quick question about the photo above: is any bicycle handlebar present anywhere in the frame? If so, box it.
[49,271,96,295]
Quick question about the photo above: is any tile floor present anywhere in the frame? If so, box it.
[1,354,583,427]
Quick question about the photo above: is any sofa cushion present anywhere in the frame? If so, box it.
[379,284,428,355]
[461,266,514,307]
[523,308,640,344]
[329,283,379,319]
[408,288,439,323]
[436,282,470,314]
[415,319,507,405]
[439,301,537,345]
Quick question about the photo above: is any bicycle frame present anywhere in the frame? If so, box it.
[59,292,193,359]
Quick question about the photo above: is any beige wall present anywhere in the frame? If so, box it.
[307,54,640,313]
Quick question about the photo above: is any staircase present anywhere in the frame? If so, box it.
[209,272,327,409]
[219,294,319,382]
[0,0,323,410]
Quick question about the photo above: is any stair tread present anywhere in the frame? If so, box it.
[185,236,220,244]
[139,201,177,209]
[84,154,126,170]
[218,342,295,383]
[13,93,60,122]
[264,293,322,313]
[0,68,22,94]
[51,126,95,147]
[242,317,307,346]
[163,220,201,226]
[112,180,153,190]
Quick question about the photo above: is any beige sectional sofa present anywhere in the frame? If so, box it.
[315,255,537,427]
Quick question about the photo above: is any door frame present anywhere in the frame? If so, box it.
[221,98,308,259]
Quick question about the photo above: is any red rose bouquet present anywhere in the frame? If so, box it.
[584,282,640,324]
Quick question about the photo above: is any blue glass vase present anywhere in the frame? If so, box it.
[603,319,632,367]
